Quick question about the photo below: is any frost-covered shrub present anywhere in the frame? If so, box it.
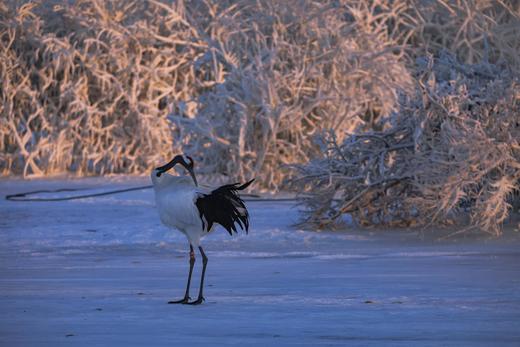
[409,0,520,72]
[0,0,202,176]
[291,53,520,235]
[169,0,413,189]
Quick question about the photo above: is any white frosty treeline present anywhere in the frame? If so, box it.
[1,0,519,232]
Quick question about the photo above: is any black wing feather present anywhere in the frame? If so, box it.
[195,179,254,236]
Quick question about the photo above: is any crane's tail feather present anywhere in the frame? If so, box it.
[195,179,254,236]
[236,178,255,191]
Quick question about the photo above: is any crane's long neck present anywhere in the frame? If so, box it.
[151,172,195,193]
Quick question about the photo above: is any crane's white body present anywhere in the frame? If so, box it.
[151,171,212,247]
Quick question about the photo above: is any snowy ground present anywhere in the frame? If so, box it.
[1,178,520,346]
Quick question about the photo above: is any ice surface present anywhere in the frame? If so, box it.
[1,178,519,346]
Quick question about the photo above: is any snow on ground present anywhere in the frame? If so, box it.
[1,178,520,346]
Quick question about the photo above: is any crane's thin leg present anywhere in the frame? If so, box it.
[188,246,208,305]
[168,245,195,304]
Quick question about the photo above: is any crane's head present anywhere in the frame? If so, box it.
[153,154,198,186]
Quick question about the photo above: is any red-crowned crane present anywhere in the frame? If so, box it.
[151,154,253,305]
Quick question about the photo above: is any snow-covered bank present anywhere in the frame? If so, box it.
[1,178,519,346]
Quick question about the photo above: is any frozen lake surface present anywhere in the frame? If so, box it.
[1,178,519,346]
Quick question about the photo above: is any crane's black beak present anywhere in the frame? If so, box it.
[155,155,198,187]
[185,156,198,187]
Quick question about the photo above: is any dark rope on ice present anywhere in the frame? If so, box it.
[4,185,154,202]
[4,186,296,202]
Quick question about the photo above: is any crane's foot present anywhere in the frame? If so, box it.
[168,296,191,304]
[187,296,205,305]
